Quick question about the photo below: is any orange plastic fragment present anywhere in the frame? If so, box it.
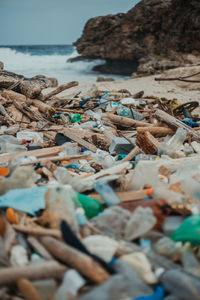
[0,167,9,177]
[6,208,18,224]
[146,188,153,197]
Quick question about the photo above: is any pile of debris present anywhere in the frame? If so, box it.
[1,68,200,300]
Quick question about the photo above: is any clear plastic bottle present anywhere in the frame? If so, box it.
[158,128,187,158]
[0,134,23,145]
[94,179,121,206]
[124,206,156,241]
[159,269,200,300]
[0,143,27,154]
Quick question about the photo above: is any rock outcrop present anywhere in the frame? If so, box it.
[74,0,200,75]
[0,62,4,70]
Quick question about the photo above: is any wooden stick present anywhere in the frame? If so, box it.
[0,261,67,285]
[17,278,42,300]
[63,129,97,153]
[43,81,79,101]
[40,236,110,284]
[20,153,92,166]
[0,146,62,164]
[0,103,15,123]
[154,109,200,141]
[121,146,141,162]
[137,126,174,137]
[32,99,55,114]
[13,225,61,239]
[27,237,54,260]
[89,189,149,203]
[104,112,151,127]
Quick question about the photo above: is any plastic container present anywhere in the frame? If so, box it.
[109,137,136,154]
[77,193,104,218]
[69,113,82,123]
[171,214,200,245]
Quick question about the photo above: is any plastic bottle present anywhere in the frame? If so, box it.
[0,143,27,154]
[0,134,24,145]
[99,92,109,109]
[69,113,82,123]
[181,243,200,277]
[77,193,104,218]
[94,149,116,169]
[154,237,178,259]
[60,142,79,156]
[134,154,159,161]
[117,104,144,121]
[158,128,187,158]
[45,185,79,232]
[94,206,131,235]
[94,179,121,206]
[55,269,85,300]
[159,269,200,300]
[124,206,156,241]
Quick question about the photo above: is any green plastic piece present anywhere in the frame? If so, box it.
[77,193,104,218]
[69,114,82,123]
[171,214,200,245]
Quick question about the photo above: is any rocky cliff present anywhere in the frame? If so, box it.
[74,0,200,75]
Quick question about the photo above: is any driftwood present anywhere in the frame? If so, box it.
[154,109,200,141]
[0,261,67,285]
[17,278,42,300]
[43,81,79,101]
[27,237,54,260]
[137,131,159,154]
[121,146,141,162]
[155,71,200,83]
[2,89,54,115]
[0,103,15,124]
[104,112,152,128]
[0,146,62,164]
[40,236,110,284]
[0,70,53,98]
[13,100,46,122]
[64,129,97,153]
[13,225,61,238]
[137,126,174,137]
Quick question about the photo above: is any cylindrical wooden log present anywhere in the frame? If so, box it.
[13,225,61,239]
[40,236,110,284]
[122,146,141,162]
[17,278,42,300]
[43,81,79,101]
[137,126,174,137]
[2,89,27,102]
[154,109,200,142]
[0,261,67,285]
[32,99,55,114]
[104,112,151,127]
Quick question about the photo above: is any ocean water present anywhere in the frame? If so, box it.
[0,45,126,84]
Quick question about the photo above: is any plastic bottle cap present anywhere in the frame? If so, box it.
[0,167,9,177]
[22,139,27,144]
[146,188,153,197]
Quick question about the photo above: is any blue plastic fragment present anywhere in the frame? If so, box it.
[0,186,47,215]
[64,164,80,170]
[109,257,117,264]
[181,119,199,128]
[134,285,165,300]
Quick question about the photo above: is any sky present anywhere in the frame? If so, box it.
[0,0,140,45]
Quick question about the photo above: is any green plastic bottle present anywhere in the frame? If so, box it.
[77,193,104,218]
[171,214,200,245]
[69,114,82,123]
